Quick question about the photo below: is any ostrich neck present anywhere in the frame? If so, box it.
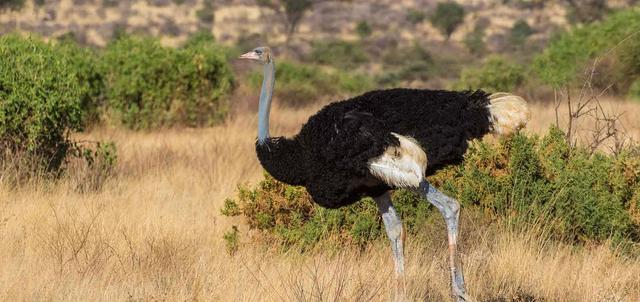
[258,60,275,144]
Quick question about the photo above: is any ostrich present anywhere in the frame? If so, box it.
[239,47,529,301]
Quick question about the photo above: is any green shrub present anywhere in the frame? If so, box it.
[616,35,640,91]
[463,25,487,56]
[248,61,373,107]
[377,44,435,86]
[183,30,216,48]
[54,39,105,126]
[455,56,525,92]
[355,21,372,39]
[533,9,640,88]
[0,35,85,173]
[382,43,433,67]
[508,19,533,48]
[102,0,118,8]
[196,0,214,24]
[101,35,234,129]
[184,30,237,60]
[430,2,465,40]
[223,127,640,251]
[309,40,368,68]
[406,9,426,24]
[223,226,239,255]
[629,80,640,101]
[0,0,24,10]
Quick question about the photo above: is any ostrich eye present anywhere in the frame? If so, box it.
[255,50,263,55]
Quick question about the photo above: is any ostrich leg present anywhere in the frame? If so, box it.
[374,191,406,301]
[416,181,472,302]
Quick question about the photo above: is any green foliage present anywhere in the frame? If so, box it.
[0,34,85,173]
[102,0,118,8]
[249,61,373,107]
[616,34,640,91]
[101,35,234,129]
[256,0,313,42]
[223,128,640,251]
[565,0,610,24]
[183,30,216,47]
[54,39,105,126]
[355,21,372,39]
[430,2,466,40]
[629,80,640,101]
[433,128,640,243]
[196,0,215,24]
[221,198,241,216]
[0,0,24,10]
[377,44,435,86]
[509,19,533,48]
[463,24,487,56]
[406,9,426,24]
[455,56,525,92]
[310,40,369,69]
[533,9,640,87]
[223,172,436,250]
[223,226,240,256]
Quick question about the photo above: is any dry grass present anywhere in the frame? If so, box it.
[1,99,640,301]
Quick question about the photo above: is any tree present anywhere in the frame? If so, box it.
[464,24,486,55]
[430,2,465,40]
[356,21,372,39]
[508,19,533,48]
[256,0,314,45]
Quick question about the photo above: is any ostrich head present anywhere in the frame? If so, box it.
[239,46,272,64]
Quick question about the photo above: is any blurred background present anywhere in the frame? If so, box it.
[2,0,640,110]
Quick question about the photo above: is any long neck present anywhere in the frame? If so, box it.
[258,60,275,144]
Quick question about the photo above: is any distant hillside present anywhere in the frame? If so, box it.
[0,0,635,50]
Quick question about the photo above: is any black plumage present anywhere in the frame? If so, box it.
[256,88,492,209]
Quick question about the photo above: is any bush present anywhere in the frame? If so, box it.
[248,61,373,107]
[533,9,640,88]
[430,2,465,40]
[309,40,368,68]
[0,35,85,173]
[377,44,435,86]
[355,21,372,39]
[629,80,640,101]
[54,39,105,126]
[222,127,640,251]
[406,9,426,24]
[196,0,215,24]
[463,25,487,56]
[101,35,234,129]
[508,19,533,48]
[616,34,640,92]
[455,56,525,92]
[0,0,24,10]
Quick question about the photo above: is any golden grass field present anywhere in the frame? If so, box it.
[2,98,640,301]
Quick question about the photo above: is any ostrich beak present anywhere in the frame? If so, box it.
[239,51,259,60]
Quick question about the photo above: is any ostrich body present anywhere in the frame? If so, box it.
[240,47,529,301]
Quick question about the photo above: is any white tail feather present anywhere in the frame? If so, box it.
[487,93,530,136]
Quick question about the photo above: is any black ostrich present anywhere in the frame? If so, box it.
[239,47,529,301]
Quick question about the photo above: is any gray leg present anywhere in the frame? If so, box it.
[374,191,406,301]
[416,181,471,302]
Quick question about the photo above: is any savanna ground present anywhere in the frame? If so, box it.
[2,97,640,301]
